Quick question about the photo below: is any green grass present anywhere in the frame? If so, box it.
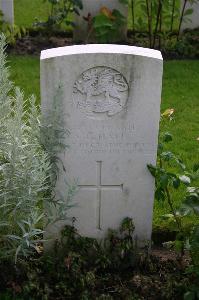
[153,60,199,230]
[8,55,40,103]
[8,55,199,230]
[14,0,180,31]
[14,0,51,28]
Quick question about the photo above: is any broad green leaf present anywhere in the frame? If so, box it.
[179,175,191,185]
[93,14,113,29]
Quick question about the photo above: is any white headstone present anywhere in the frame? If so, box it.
[41,44,163,243]
[73,0,128,41]
[181,0,199,31]
[0,0,14,25]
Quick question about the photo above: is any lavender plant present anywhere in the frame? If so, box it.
[0,34,75,262]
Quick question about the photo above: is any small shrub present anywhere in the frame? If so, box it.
[92,6,126,43]
[0,10,26,45]
[34,0,83,34]
[0,34,74,263]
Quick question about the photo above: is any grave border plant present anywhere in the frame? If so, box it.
[148,109,199,298]
[34,0,83,35]
[0,9,26,45]
[0,34,76,263]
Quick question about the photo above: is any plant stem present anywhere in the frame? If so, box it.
[165,186,184,256]
[165,187,180,229]
[170,0,176,32]
[177,0,187,40]
[153,0,162,48]
[145,0,152,48]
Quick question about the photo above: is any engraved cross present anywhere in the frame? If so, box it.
[78,161,123,230]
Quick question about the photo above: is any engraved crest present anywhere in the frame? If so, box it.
[73,67,129,118]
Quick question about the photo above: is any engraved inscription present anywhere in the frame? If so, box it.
[73,67,129,118]
[69,124,156,155]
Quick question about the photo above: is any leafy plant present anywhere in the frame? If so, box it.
[148,109,199,255]
[91,5,127,43]
[34,0,83,34]
[19,217,139,299]
[181,187,199,299]
[128,0,197,49]
[0,34,74,262]
[0,10,26,45]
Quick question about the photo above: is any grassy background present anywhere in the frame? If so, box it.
[14,0,180,30]
[8,55,199,229]
[14,0,51,28]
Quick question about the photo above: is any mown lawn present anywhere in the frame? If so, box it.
[8,55,199,230]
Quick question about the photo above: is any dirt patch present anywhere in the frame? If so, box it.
[7,34,198,60]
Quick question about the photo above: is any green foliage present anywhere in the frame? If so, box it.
[147,112,199,296]
[0,10,26,45]
[148,127,199,252]
[0,35,74,262]
[34,0,83,34]
[92,8,126,43]
[3,218,140,299]
[0,217,192,299]
[128,0,197,48]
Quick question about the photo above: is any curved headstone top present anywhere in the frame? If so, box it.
[41,44,162,61]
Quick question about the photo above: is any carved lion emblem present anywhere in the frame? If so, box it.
[73,67,129,118]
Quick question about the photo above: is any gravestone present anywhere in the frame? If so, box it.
[41,44,163,243]
[0,0,14,24]
[181,0,199,31]
[73,0,128,42]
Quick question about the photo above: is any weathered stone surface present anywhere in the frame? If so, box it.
[181,0,199,30]
[0,0,14,24]
[73,0,128,42]
[41,44,163,243]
